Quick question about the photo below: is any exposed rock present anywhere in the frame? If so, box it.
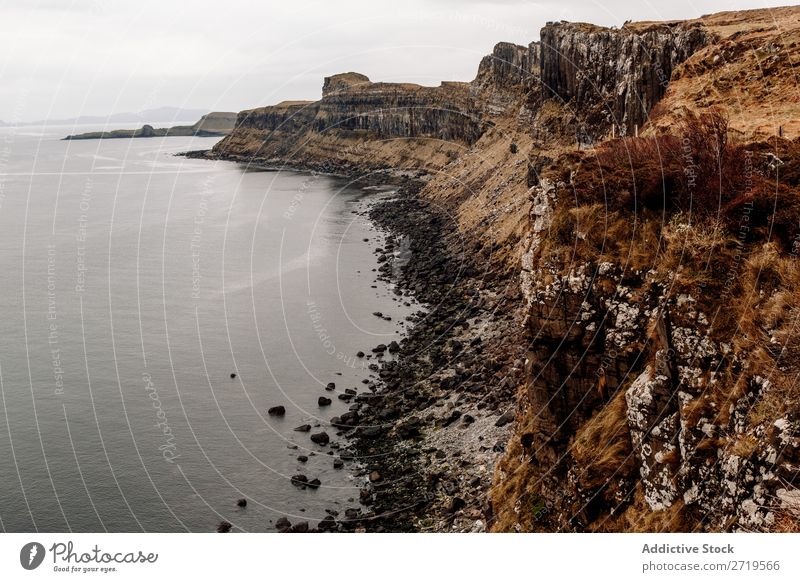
[539,21,711,136]
[290,474,308,487]
[310,432,330,445]
[494,410,514,427]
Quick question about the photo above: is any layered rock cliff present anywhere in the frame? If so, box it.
[210,73,482,173]
[538,21,712,137]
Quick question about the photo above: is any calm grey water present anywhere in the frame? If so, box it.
[0,125,414,532]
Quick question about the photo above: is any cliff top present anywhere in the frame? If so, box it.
[646,4,800,139]
[191,111,237,132]
[322,72,371,96]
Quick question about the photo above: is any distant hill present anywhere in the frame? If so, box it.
[5,106,211,127]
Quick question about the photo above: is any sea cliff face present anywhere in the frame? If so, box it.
[202,5,800,533]
[538,21,712,136]
[210,73,482,173]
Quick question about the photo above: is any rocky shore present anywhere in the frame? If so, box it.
[324,181,525,532]
[247,176,524,533]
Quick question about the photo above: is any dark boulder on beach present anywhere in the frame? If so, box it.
[291,474,309,487]
[310,431,330,445]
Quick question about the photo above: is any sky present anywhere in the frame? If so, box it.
[0,0,782,121]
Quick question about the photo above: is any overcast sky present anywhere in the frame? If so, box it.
[0,0,780,121]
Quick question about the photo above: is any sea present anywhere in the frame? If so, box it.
[0,124,415,531]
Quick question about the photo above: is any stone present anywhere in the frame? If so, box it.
[494,410,514,427]
[318,396,332,406]
[268,406,286,416]
[275,517,291,532]
[318,515,337,532]
[447,497,466,513]
[290,474,308,487]
[310,432,330,445]
[216,520,232,533]
[236,498,247,508]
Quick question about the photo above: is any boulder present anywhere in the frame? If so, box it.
[310,432,330,445]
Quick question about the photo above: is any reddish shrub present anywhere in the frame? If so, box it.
[574,110,764,219]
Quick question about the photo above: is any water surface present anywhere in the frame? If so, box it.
[0,125,413,531]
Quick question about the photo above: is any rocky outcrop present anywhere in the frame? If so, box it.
[472,42,539,93]
[538,21,712,136]
[209,74,482,173]
[322,72,371,97]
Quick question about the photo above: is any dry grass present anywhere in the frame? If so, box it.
[570,390,636,490]
[601,485,692,532]
[645,6,800,141]
[726,434,760,458]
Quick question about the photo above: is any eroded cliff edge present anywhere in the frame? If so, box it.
[205,5,800,532]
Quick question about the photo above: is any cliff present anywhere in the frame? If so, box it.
[538,21,712,137]
[198,5,800,533]
[488,6,800,533]
[209,73,483,173]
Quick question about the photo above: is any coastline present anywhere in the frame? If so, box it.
[351,186,524,532]
[185,148,522,532]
